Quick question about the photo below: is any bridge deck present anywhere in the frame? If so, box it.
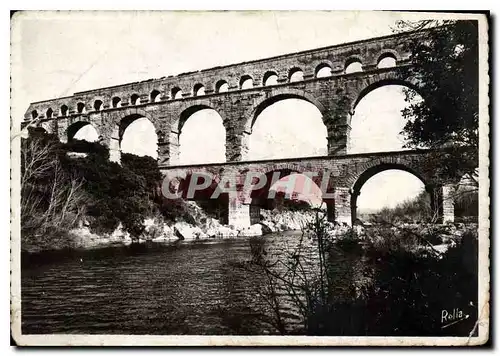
[159,148,435,170]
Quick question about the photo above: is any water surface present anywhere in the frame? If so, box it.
[22,232,321,335]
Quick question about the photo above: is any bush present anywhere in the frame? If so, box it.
[22,131,166,245]
[21,131,88,251]
[369,191,433,224]
[236,208,478,336]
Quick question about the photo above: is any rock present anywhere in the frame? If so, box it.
[204,218,222,238]
[192,226,208,239]
[216,226,238,237]
[173,221,196,240]
[163,224,174,238]
[149,224,175,242]
[258,209,316,232]
[260,221,277,234]
[239,224,263,237]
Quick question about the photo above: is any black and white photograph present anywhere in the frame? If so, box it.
[10,10,490,346]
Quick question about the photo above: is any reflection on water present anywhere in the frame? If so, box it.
[21,232,345,335]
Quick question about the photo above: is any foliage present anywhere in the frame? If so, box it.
[158,198,198,226]
[121,153,163,201]
[454,188,479,222]
[364,185,478,225]
[235,207,478,336]
[21,130,166,245]
[21,130,87,250]
[396,20,479,183]
[359,227,478,336]
[366,191,433,224]
[60,141,162,238]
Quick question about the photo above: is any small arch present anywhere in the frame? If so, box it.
[215,80,229,93]
[60,105,68,116]
[150,89,161,102]
[31,110,38,120]
[46,108,53,119]
[263,71,278,86]
[344,57,363,74]
[77,102,86,114]
[193,83,205,96]
[288,68,304,82]
[240,75,254,89]
[94,100,103,111]
[315,63,332,78]
[130,94,140,106]
[171,87,182,100]
[377,52,397,69]
[112,97,122,108]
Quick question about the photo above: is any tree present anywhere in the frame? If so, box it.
[21,129,87,250]
[396,20,479,184]
[60,141,156,238]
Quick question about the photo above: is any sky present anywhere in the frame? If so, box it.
[11,11,435,211]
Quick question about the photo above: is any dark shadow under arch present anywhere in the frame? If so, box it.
[250,169,299,208]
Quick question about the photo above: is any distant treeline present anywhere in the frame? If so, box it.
[359,189,478,225]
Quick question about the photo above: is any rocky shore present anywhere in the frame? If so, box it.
[22,200,476,253]
[63,209,317,251]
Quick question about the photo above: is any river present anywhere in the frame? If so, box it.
[21,232,341,335]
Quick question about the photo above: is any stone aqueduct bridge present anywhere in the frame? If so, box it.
[24,29,458,227]
[161,149,457,227]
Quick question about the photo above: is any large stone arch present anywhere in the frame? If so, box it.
[66,121,99,142]
[343,72,423,155]
[346,160,436,225]
[240,162,327,204]
[348,161,430,195]
[113,107,155,122]
[170,102,227,165]
[106,108,159,162]
[349,71,422,116]
[244,88,326,134]
[176,104,223,134]
[241,89,327,161]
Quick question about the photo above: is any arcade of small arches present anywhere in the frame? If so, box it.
[65,78,416,166]
[29,51,401,122]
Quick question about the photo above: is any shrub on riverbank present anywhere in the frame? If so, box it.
[239,209,478,336]
[21,130,88,252]
[21,130,166,251]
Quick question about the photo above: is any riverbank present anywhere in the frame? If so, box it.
[20,203,321,253]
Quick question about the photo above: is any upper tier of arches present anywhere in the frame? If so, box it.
[27,31,412,121]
